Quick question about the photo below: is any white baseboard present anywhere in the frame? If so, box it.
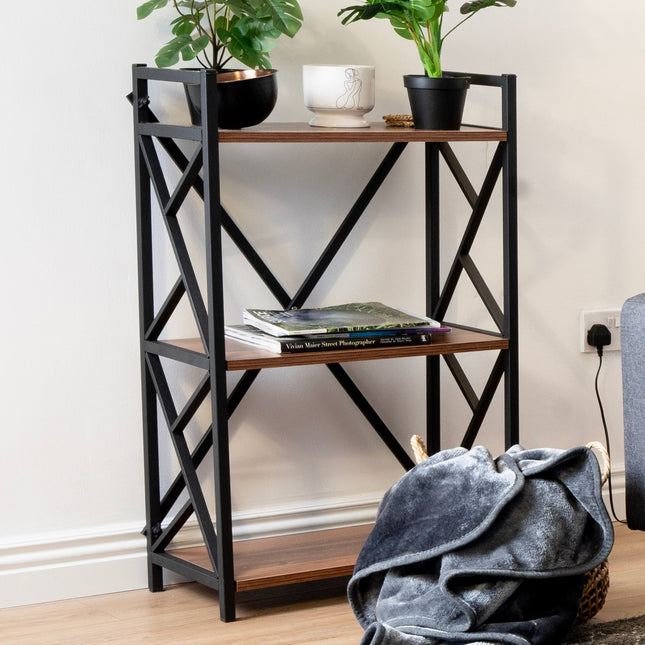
[0,524,150,608]
[1,469,627,610]
[0,494,380,609]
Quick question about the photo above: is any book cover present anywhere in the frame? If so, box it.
[225,324,445,354]
[242,302,449,337]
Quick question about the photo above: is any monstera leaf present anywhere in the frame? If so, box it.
[137,0,303,69]
[258,0,303,37]
[461,0,516,14]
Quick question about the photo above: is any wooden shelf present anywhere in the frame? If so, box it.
[169,524,372,591]
[164,327,508,371]
[218,122,507,144]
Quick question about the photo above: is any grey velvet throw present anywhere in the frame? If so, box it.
[349,445,614,645]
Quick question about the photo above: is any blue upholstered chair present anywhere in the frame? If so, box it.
[621,293,645,530]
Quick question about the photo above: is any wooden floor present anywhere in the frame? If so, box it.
[1,524,643,645]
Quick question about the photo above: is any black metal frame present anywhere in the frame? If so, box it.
[426,72,518,453]
[131,65,518,622]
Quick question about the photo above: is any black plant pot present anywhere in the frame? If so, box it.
[184,69,278,129]
[403,75,470,130]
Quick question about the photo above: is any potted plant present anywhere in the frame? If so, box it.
[338,0,516,129]
[137,0,304,128]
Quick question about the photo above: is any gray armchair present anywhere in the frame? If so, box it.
[622,293,645,530]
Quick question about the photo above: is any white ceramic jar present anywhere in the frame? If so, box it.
[303,65,375,128]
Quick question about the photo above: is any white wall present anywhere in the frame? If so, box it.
[1,0,643,606]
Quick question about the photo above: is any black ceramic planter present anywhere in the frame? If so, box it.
[403,75,470,130]
[184,69,278,129]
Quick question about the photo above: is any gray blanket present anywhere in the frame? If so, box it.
[348,445,614,645]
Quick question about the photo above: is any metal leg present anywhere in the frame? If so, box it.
[426,142,441,455]
[502,74,520,448]
[424,75,519,453]
[201,69,236,622]
[133,66,164,592]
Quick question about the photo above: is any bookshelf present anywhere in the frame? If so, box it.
[131,66,517,621]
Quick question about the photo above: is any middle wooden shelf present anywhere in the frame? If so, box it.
[146,327,509,371]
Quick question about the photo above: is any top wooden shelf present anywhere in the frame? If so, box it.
[218,122,507,144]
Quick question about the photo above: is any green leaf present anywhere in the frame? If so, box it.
[180,44,198,61]
[137,0,169,20]
[261,0,303,37]
[227,19,274,68]
[153,32,211,67]
[155,48,180,68]
[171,14,200,36]
[339,0,450,24]
[180,34,209,60]
[460,0,516,15]
[407,0,445,22]
[154,34,191,67]
[176,0,208,10]
[192,34,211,52]
[390,21,414,40]
[216,23,232,48]
[338,3,400,24]
[214,14,231,31]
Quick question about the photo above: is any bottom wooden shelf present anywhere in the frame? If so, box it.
[169,524,373,591]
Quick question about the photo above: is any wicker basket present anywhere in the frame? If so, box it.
[409,437,610,624]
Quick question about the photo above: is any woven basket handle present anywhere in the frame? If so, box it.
[586,441,610,486]
[410,436,610,486]
[411,434,429,465]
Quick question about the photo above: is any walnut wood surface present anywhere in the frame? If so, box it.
[218,122,507,143]
[166,328,508,371]
[169,524,373,591]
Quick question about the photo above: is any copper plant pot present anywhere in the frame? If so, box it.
[184,69,278,129]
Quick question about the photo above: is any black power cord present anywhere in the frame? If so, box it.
[587,324,626,523]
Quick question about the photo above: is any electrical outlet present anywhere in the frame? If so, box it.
[580,310,622,352]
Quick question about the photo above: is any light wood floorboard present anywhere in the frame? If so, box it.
[1,523,642,644]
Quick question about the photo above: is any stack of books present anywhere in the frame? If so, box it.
[225,301,451,354]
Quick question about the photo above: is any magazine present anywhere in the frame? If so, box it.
[225,324,445,354]
[242,302,449,337]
